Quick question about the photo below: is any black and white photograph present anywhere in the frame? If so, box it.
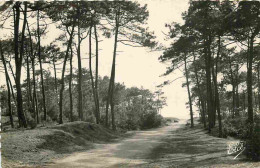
[0,0,260,167]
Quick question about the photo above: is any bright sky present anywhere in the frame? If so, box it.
[111,0,193,119]
[0,0,195,119]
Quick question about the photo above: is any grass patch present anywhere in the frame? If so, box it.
[2,121,123,167]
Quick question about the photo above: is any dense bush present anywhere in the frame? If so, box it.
[116,109,165,130]
[222,115,260,161]
[245,129,260,161]
[245,115,260,161]
[119,119,139,130]
[47,105,59,122]
[139,110,164,129]
[222,116,248,138]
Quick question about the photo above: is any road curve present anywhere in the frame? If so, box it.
[48,120,186,168]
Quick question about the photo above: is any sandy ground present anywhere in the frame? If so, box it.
[46,120,259,168]
[1,121,121,168]
[47,121,183,168]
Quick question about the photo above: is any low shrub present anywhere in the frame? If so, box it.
[47,105,58,122]
[118,119,139,130]
[222,115,260,161]
[245,129,260,161]
[245,115,260,161]
[27,114,37,129]
[139,110,164,129]
[222,116,248,138]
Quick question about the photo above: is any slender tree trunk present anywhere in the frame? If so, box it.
[37,9,47,121]
[193,53,206,128]
[254,92,257,109]
[105,80,112,127]
[198,99,203,124]
[14,2,27,128]
[202,100,207,128]
[27,20,39,124]
[236,64,240,116]
[7,63,17,121]
[1,41,14,128]
[205,36,213,132]
[77,7,83,121]
[69,46,73,122]
[53,57,58,93]
[205,100,208,123]
[89,26,99,124]
[8,74,16,107]
[26,46,33,115]
[232,83,235,118]
[109,10,120,131]
[8,60,16,81]
[211,66,216,126]
[6,74,14,128]
[243,91,246,114]
[212,35,222,137]
[94,24,100,124]
[27,22,36,122]
[59,21,76,124]
[32,58,39,123]
[258,64,260,111]
[247,36,254,135]
[184,54,193,128]
[228,57,235,118]
[27,20,39,122]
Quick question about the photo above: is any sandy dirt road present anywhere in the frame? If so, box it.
[47,120,185,168]
[47,120,258,168]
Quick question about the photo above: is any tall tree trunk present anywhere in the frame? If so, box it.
[1,41,14,128]
[69,46,73,122]
[236,64,240,116]
[212,35,222,137]
[59,21,76,124]
[8,74,16,107]
[94,24,100,124]
[205,36,213,133]
[258,64,260,111]
[32,58,39,123]
[37,9,47,121]
[14,2,27,128]
[109,10,120,131]
[8,60,16,81]
[27,21,39,123]
[27,22,36,122]
[77,7,83,121]
[184,54,193,128]
[211,67,216,126]
[247,36,254,135]
[202,100,207,128]
[26,46,33,115]
[243,91,246,114]
[205,100,208,123]
[193,53,206,128]
[105,80,112,127]
[6,59,17,122]
[27,20,39,124]
[228,57,235,118]
[211,61,216,127]
[89,26,99,124]
[53,57,58,93]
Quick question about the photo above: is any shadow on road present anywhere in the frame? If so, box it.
[47,120,259,168]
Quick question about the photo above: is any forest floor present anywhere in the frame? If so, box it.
[1,121,129,168]
[2,119,259,168]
